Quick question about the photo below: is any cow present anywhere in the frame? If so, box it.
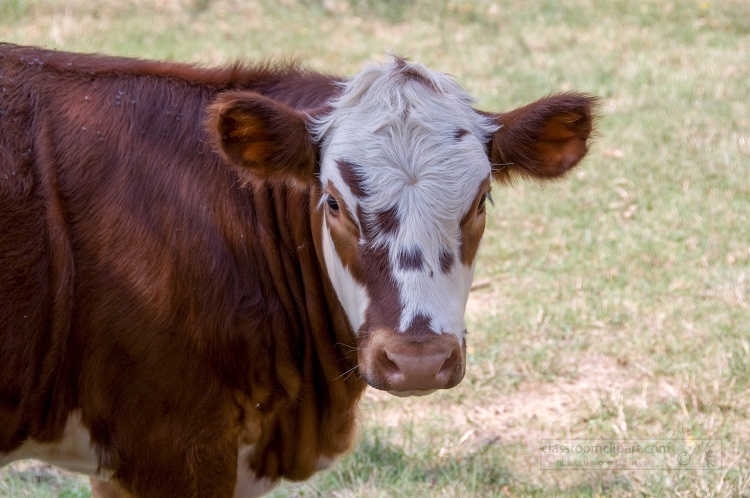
[0,43,597,497]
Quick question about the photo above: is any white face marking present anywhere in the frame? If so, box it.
[321,216,370,332]
[394,253,476,335]
[312,59,497,339]
[0,411,110,478]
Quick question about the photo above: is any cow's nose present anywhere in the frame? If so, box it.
[376,342,462,392]
[380,347,460,391]
[358,326,467,395]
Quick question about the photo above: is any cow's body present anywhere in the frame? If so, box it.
[0,44,596,497]
[0,44,359,496]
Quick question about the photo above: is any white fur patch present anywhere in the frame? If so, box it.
[393,255,475,337]
[235,445,278,498]
[312,58,496,338]
[321,216,370,333]
[0,410,109,478]
[316,455,336,471]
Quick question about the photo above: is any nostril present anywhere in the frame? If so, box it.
[378,350,401,378]
[437,350,458,380]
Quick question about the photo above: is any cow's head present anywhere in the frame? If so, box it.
[208,58,596,397]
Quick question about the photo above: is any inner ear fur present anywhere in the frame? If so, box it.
[485,92,599,183]
[206,91,318,184]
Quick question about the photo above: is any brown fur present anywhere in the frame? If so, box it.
[0,43,362,497]
[398,246,425,271]
[459,179,491,266]
[439,249,455,274]
[89,478,134,498]
[484,92,598,183]
[393,56,439,92]
[336,160,368,198]
[207,92,318,184]
[373,206,400,237]
[454,128,471,140]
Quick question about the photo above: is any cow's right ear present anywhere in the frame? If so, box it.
[206,92,318,184]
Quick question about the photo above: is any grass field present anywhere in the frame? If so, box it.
[1,0,749,496]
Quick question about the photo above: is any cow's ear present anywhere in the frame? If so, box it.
[207,92,318,184]
[484,93,598,183]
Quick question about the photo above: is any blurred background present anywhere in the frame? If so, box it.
[1,1,749,496]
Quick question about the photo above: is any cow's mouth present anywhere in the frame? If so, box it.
[387,389,438,398]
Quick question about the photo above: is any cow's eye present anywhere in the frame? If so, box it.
[326,195,340,213]
[477,191,493,213]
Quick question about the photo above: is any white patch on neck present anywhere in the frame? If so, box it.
[321,217,369,333]
[0,410,110,478]
[316,454,336,471]
[234,444,278,498]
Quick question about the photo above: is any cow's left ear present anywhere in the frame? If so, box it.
[206,91,318,184]
[484,93,598,183]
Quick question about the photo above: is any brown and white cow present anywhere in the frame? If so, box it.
[0,43,596,497]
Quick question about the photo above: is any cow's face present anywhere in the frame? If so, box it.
[309,62,498,396]
[208,58,596,396]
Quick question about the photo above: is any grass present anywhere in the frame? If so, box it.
[2,0,749,496]
[0,462,90,498]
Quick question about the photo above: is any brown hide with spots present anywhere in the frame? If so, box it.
[0,43,362,497]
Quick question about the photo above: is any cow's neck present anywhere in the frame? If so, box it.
[238,181,366,482]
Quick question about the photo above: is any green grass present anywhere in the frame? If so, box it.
[2,0,749,496]
[0,463,90,498]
